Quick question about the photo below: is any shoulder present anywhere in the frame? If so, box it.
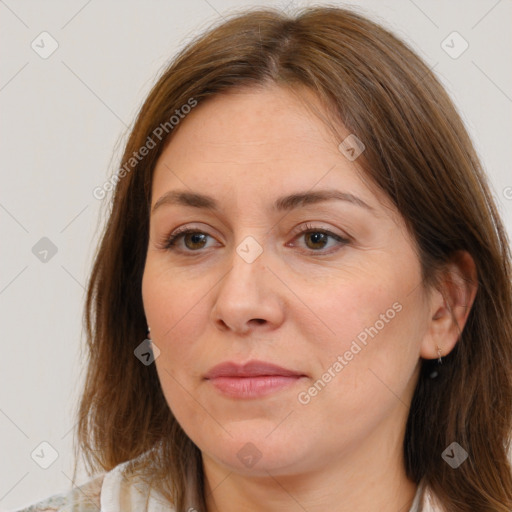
[12,449,177,512]
[99,454,177,511]
[11,473,105,512]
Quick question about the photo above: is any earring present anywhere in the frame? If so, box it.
[429,345,443,379]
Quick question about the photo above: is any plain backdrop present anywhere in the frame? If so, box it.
[1,0,511,509]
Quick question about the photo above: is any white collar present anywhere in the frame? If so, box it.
[100,459,174,512]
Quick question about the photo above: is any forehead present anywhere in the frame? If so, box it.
[151,85,390,214]
[166,87,337,160]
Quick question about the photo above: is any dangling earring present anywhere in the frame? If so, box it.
[429,345,443,379]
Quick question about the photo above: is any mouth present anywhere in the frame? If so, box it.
[204,360,307,399]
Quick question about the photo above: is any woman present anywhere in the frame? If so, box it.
[15,5,512,512]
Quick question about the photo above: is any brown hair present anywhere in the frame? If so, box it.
[73,6,512,511]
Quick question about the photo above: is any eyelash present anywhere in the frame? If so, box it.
[159,223,351,256]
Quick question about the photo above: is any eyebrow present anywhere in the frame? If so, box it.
[151,189,375,214]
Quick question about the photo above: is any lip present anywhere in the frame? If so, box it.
[204,360,307,399]
[205,360,304,379]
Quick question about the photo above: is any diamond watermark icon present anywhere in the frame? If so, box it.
[134,338,161,365]
[31,31,59,59]
[338,134,365,161]
[32,237,58,263]
[441,441,468,468]
[441,31,468,59]
[237,442,262,468]
[31,441,59,469]
[236,236,263,263]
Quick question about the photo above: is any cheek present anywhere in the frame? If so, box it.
[142,265,207,420]
[142,262,212,393]
[303,263,426,392]
[142,260,207,335]
[305,275,400,355]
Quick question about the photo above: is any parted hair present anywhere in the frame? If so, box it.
[73,6,512,511]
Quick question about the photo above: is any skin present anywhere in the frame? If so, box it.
[141,85,477,512]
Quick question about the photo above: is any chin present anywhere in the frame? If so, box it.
[198,428,311,476]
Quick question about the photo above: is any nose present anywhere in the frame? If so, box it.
[210,241,285,335]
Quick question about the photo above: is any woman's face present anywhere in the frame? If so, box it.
[142,86,433,477]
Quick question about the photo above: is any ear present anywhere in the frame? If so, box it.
[420,250,478,360]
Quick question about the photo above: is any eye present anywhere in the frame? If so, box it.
[160,227,218,252]
[288,222,350,254]
[159,223,350,255]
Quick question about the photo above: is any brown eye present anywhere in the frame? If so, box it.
[182,232,208,250]
[163,230,214,251]
[304,232,330,250]
[288,223,350,255]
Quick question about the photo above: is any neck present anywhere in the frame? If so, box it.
[202,443,418,512]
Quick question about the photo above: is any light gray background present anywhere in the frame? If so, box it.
[1,0,511,510]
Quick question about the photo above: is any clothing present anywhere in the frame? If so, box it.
[12,450,439,512]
